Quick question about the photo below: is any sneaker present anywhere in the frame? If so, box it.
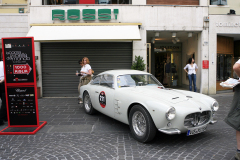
[235,152,240,160]
[78,101,83,104]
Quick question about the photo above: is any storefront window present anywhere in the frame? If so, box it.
[216,54,233,81]
[43,0,131,5]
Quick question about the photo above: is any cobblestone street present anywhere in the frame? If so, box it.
[0,92,237,160]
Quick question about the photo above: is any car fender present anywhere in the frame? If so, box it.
[127,100,170,129]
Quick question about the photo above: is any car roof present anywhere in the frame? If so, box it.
[98,69,151,76]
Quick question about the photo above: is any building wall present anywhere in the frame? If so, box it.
[209,15,240,94]
[0,14,28,43]
[2,0,27,4]
[0,0,28,13]
[209,0,240,15]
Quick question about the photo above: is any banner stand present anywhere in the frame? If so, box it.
[1,37,47,135]
[0,121,47,135]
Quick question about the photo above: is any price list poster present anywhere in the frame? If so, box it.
[0,37,46,135]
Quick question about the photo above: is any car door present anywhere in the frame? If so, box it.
[92,74,115,118]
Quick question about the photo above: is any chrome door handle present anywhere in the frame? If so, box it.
[95,91,99,93]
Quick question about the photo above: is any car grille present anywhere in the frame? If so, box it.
[184,111,211,127]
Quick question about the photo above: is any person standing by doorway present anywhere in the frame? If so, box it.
[183,58,198,92]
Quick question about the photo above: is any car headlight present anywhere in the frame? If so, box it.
[166,107,176,120]
[211,101,219,112]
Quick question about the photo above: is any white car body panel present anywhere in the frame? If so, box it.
[80,70,217,135]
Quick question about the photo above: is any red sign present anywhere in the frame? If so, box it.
[202,60,209,69]
[13,64,32,75]
[79,0,95,4]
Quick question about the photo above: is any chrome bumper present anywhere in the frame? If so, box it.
[158,128,181,135]
[210,120,217,124]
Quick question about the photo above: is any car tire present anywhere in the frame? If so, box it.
[83,92,96,115]
[129,105,156,143]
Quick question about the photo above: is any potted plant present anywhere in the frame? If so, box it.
[131,55,146,71]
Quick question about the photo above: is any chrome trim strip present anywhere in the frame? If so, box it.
[158,128,181,135]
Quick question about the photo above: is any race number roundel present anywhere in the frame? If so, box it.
[99,91,106,108]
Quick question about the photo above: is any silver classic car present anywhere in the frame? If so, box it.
[80,70,219,142]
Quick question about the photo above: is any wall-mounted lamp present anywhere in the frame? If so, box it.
[172,32,176,37]
[151,37,155,44]
[155,32,160,37]
[175,37,180,42]
[188,32,193,37]
[172,39,176,44]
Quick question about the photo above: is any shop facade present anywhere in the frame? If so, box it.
[28,2,209,97]
[209,15,240,94]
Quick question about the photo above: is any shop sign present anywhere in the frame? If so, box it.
[216,22,240,27]
[52,9,119,21]
[202,60,209,69]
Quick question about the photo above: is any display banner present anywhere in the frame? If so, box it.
[0,37,46,134]
[4,38,34,83]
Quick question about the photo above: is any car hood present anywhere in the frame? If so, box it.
[127,86,189,104]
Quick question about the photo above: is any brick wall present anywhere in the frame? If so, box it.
[147,0,199,5]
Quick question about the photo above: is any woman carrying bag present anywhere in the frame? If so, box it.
[76,57,92,104]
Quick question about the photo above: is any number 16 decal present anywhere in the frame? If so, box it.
[99,91,106,108]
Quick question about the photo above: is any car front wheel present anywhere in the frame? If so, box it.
[83,92,96,115]
[129,105,156,143]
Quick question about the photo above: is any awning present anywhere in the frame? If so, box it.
[26,25,141,42]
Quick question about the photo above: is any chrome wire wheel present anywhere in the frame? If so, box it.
[132,111,147,136]
[84,94,91,112]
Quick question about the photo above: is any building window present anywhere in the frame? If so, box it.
[146,0,199,5]
[216,54,233,82]
[43,0,131,5]
[210,0,227,5]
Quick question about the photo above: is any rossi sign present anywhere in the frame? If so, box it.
[52,9,119,21]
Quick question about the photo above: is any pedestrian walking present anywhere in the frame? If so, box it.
[0,55,6,126]
[183,58,198,92]
[224,59,240,160]
[76,57,92,104]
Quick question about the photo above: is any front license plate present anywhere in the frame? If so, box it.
[187,125,207,136]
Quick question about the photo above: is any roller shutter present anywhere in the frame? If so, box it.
[41,42,132,97]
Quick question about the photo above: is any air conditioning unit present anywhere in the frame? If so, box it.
[211,0,227,5]
[63,0,76,4]
[204,16,209,22]
[99,0,110,4]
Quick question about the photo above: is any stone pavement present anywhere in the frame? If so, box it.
[0,92,238,160]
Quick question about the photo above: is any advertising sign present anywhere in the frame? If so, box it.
[7,87,37,126]
[0,37,46,134]
[202,60,209,69]
[4,38,34,83]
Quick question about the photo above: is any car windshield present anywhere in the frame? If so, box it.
[117,74,163,88]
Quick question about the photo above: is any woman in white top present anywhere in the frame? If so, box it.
[76,57,92,103]
[183,58,198,92]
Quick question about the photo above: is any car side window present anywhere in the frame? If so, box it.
[100,74,114,88]
[91,76,101,85]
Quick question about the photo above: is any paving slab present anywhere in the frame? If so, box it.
[47,125,93,133]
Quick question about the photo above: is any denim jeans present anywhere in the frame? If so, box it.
[188,74,197,92]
